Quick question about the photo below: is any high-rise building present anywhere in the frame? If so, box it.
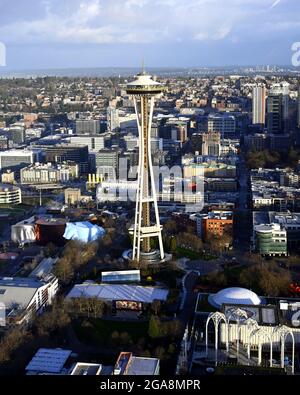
[126,71,165,262]
[267,83,289,134]
[95,148,120,180]
[75,119,101,134]
[252,85,266,128]
[267,94,284,134]
[9,126,25,145]
[107,107,120,133]
[70,135,105,152]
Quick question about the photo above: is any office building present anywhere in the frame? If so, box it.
[252,85,266,128]
[75,119,100,134]
[107,107,120,133]
[0,149,35,171]
[253,223,287,256]
[9,125,25,145]
[191,132,221,156]
[32,144,89,173]
[20,162,79,184]
[69,135,105,152]
[198,114,236,138]
[267,83,289,134]
[95,148,120,180]
[267,93,284,134]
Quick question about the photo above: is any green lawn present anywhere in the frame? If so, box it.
[74,318,149,346]
[176,246,201,260]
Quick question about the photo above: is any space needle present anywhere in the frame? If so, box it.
[126,69,165,263]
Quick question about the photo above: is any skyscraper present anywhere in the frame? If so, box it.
[126,71,165,262]
[107,107,120,133]
[252,85,266,128]
[267,83,290,134]
[267,93,284,134]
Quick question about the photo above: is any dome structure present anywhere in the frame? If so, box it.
[208,287,261,309]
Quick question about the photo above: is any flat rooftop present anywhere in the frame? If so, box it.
[67,283,169,303]
[126,356,159,375]
[70,363,102,375]
[26,348,72,374]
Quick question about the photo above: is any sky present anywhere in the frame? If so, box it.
[0,0,299,69]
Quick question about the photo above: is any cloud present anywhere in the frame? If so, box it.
[0,0,298,46]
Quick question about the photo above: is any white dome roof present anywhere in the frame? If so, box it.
[208,287,261,308]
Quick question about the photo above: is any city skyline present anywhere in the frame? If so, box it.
[0,0,300,69]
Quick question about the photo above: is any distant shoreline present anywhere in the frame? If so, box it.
[0,66,299,79]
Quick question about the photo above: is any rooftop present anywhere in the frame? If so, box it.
[26,348,72,374]
[0,183,20,192]
[69,362,102,375]
[67,283,169,303]
[208,287,262,309]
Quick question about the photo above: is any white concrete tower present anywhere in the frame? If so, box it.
[126,71,164,262]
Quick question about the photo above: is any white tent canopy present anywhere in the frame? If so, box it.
[63,221,105,243]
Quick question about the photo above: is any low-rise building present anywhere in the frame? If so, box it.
[20,162,79,184]
[64,188,81,205]
[1,170,15,184]
[0,275,58,326]
[253,211,300,252]
[253,223,287,256]
[0,183,21,204]
[196,211,233,240]
[114,352,160,375]
[26,348,72,375]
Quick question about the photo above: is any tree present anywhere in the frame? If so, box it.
[150,300,161,316]
[206,271,228,288]
[154,346,166,360]
[119,332,132,346]
[54,257,74,283]
[44,242,57,258]
[258,265,291,296]
[148,315,161,339]
[163,219,178,235]
[170,237,177,254]
[110,331,120,346]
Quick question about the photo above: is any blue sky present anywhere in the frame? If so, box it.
[0,0,299,69]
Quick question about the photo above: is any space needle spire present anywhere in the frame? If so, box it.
[126,69,165,262]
